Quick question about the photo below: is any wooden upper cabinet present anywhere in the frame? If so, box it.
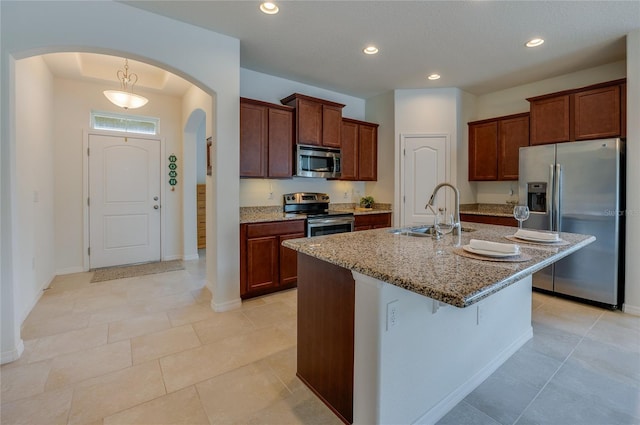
[528,79,625,145]
[529,95,570,145]
[498,114,529,180]
[340,118,378,181]
[281,93,345,148]
[469,112,529,181]
[322,105,343,148]
[574,85,620,141]
[468,120,498,180]
[240,100,268,177]
[358,123,378,181]
[240,97,293,178]
[340,120,359,180]
[267,107,294,178]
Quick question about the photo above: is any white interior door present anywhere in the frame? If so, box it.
[89,134,161,268]
[401,135,448,227]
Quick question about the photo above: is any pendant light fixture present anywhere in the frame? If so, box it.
[103,58,149,110]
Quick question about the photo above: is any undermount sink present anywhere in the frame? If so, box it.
[388,225,476,237]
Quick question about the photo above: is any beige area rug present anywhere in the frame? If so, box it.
[90,260,185,283]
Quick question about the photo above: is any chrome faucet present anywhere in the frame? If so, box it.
[426,182,461,235]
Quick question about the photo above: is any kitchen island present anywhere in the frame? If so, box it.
[283,223,595,425]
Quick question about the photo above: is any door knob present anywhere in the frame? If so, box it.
[154,205,159,209]
[153,196,159,201]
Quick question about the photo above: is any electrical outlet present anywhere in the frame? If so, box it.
[267,192,273,200]
[476,305,484,325]
[387,300,399,330]
[344,191,349,199]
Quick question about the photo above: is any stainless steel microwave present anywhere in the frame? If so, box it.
[296,145,341,178]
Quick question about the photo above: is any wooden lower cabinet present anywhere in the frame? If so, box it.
[240,220,305,298]
[354,212,391,231]
[461,213,517,227]
[297,253,354,424]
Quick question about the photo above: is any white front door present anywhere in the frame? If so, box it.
[401,134,449,227]
[89,134,161,268]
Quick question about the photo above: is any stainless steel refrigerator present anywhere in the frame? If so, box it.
[518,138,625,308]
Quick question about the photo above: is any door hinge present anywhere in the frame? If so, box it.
[87,197,90,206]
[403,195,406,203]
[88,247,91,256]
[87,147,90,156]
[403,148,405,156]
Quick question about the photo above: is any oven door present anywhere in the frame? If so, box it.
[307,217,354,237]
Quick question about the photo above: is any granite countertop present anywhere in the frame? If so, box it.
[460,203,517,218]
[282,222,595,308]
[240,204,392,224]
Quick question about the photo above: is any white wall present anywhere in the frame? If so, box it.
[15,56,55,324]
[1,0,241,362]
[473,61,627,204]
[53,77,183,271]
[625,31,640,315]
[239,68,370,206]
[393,88,461,219]
[365,91,395,209]
[457,90,478,204]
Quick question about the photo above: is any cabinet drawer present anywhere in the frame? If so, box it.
[354,213,391,229]
[246,220,305,238]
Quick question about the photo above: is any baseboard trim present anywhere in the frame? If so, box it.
[414,327,533,425]
[55,266,84,275]
[211,297,242,312]
[622,303,640,316]
[1,339,25,365]
[183,254,200,261]
[20,273,55,324]
[162,255,183,261]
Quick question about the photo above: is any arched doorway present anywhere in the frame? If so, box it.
[1,0,242,364]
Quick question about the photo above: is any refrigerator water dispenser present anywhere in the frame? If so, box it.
[527,182,547,213]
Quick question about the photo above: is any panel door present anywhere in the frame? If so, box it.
[297,98,323,146]
[358,124,377,181]
[402,135,447,227]
[340,120,358,180]
[573,85,621,141]
[529,95,570,145]
[246,236,279,292]
[240,101,268,177]
[279,233,305,286]
[498,115,529,180]
[89,134,161,268]
[268,107,293,177]
[468,121,498,180]
[322,105,343,148]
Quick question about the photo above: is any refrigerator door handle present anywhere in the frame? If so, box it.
[549,164,555,230]
[555,164,562,232]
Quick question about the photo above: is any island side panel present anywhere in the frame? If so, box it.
[296,253,355,424]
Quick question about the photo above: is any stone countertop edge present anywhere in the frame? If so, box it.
[282,222,595,308]
[240,207,393,224]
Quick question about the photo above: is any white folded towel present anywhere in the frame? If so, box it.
[470,239,519,254]
[515,229,559,241]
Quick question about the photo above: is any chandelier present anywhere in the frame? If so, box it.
[103,58,149,110]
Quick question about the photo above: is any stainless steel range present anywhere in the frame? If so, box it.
[283,192,354,237]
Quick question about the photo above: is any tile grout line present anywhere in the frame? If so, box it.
[510,310,606,425]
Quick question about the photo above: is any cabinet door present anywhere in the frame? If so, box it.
[340,120,358,180]
[468,121,498,181]
[240,101,268,177]
[268,107,293,177]
[297,98,323,146]
[322,105,343,148]
[246,236,278,292]
[279,233,305,286]
[530,95,570,145]
[621,83,626,139]
[574,85,621,141]
[358,124,377,181]
[498,115,529,180]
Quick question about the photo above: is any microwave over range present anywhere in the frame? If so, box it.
[296,145,341,178]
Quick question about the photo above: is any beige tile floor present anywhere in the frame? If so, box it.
[1,253,638,425]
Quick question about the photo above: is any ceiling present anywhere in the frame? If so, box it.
[43,1,639,100]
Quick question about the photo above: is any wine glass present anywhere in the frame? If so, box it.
[434,209,455,254]
[513,205,530,229]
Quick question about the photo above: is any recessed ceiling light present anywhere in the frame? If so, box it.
[427,73,441,80]
[363,46,379,55]
[526,38,544,48]
[260,2,279,14]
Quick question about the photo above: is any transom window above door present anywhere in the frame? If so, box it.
[91,110,159,135]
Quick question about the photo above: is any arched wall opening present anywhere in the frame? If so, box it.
[1,1,242,363]
[184,108,207,261]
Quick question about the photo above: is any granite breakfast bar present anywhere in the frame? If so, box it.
[283,222,595,425]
